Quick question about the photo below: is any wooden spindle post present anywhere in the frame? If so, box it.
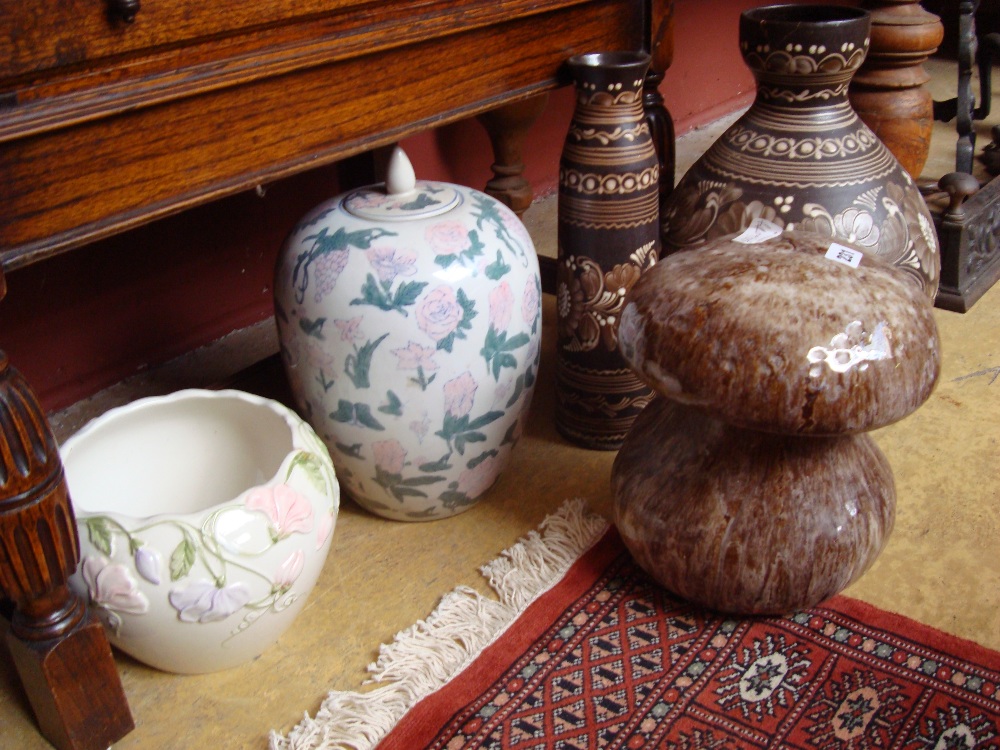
[850,0,945,177]
[0,270,134,750]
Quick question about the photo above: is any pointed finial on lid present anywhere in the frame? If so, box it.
[385,147,417,196]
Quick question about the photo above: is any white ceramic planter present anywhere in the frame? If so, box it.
[274,148,542,521]
[62,389,340,674]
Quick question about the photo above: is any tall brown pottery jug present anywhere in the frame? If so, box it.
[662,4,940,300]
[555,52,660,450]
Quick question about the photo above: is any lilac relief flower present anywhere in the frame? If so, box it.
[245,484,314,540]
[489,281,514,331]
[443,371,478,418]
[134,546,162,585]
[80,555,150,633]
[169,580,251,623]
[416,285,464,343]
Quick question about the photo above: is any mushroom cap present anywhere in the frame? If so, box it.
[618,231,940,435]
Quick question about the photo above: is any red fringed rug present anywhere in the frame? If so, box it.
[273,502,1000,750]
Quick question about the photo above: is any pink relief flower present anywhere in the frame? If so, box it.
[456,453,504,499]
[392,340,439,372]
[443,371,478,418]
[416,285,464,342]
[522,278,540,327]
[489,281,514,331]
[245,484,314,539]
[316,512,334,551]
[274,550,305,592]
[366,246,418,284]
[80,555,150,633]
[169,580,251,623]
[426,220,472,256]
[334,317,365,344]
[372,439,407,475]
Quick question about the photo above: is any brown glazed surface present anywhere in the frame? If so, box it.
[611,397,896,615]
[618,231,940,435]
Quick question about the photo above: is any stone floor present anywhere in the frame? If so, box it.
[4,58,1000,749]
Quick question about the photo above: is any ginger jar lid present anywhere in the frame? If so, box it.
[342,147,462,221]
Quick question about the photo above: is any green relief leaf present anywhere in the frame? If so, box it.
[435,253,459,269]
[379,390,403,416]
[287,451,329,493]
[392,486,428,500]
[501,421,518,447]
[169,538,197,581]
[86,517,114,556]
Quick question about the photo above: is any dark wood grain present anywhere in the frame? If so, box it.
[1,0,647,270]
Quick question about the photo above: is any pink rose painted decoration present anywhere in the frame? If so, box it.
[274,148,541,520]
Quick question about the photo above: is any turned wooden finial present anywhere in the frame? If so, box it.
[850,0,945,177]
[476,94,550,217]
[0,354,134,749]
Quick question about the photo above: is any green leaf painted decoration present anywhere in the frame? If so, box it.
[299,316,326,339]
[345,333,389,388]
[379,390,403,416]
[354,403,385,431]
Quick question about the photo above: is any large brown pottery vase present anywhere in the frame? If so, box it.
[555,52,660,450]
[662,4,940,300]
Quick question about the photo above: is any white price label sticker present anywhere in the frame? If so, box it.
[825,243,863,268]
[733,218,784,244]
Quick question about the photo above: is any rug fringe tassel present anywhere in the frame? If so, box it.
[270,499,608,750]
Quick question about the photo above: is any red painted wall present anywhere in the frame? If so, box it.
[0,0,776,412]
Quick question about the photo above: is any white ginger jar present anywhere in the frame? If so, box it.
[274,148,542,521]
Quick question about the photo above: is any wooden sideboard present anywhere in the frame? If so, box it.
[0,1,674,747]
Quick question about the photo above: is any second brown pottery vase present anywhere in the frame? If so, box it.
[555,52,660,450]
[662,4,940,300]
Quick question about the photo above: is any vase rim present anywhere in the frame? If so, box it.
[567,51,651,69]
[741,4,870,27]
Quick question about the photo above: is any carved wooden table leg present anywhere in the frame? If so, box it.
[850,0,944,177]
[0,273,133,750]
[477,94,550,217]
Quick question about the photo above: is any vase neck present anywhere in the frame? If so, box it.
[751,70,854,110]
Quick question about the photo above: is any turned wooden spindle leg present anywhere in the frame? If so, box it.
[0,273,133,749]
[849,0,944,177]
[476,94,550,217]
[645,0,676,200]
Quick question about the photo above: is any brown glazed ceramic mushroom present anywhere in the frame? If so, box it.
[612,230,940,614]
